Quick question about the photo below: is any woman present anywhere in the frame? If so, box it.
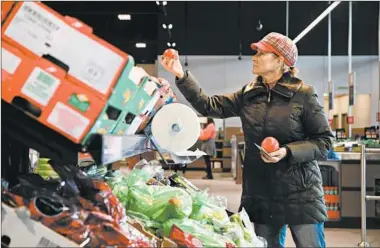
[199,117,216,179]
[160,32,334,247]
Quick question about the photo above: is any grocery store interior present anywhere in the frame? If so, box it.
[1,1,380,247]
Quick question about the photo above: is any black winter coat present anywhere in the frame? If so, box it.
[175,70,335,226]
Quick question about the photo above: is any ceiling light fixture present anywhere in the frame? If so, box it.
[136,43,146,48]
[118,14,131,20]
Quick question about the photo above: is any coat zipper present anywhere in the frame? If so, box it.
[263,84,271,134]
[263,83,273,219]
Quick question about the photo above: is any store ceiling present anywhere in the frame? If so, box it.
[45,1,379,63]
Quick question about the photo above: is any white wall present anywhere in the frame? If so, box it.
[324,94,372,128]
[157,55,379,127]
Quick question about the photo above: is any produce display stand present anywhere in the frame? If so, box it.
[1,2,266,247]
[1,100,203,247]
[1,99,266,248]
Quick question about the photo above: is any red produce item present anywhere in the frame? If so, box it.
[261,137,280,153]
[163,48,178,60]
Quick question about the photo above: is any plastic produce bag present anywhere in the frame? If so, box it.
[168,172,200,193]
[226,209,267,247]
[107,162,164,207]
[125,210,162,230]
[83,164,108,179]
[189,190,230,229]
[209,193,228,209]
[34,158,60,180]
[127,184,192,223]
[169,224,203,248]
[163,218,236,247]
[110,160,165,188]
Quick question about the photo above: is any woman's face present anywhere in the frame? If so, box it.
[252,49,283,76]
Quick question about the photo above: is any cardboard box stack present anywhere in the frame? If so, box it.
[1,1,165,146]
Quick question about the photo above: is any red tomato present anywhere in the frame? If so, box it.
[163,48,178,59]
[261,137,280,153]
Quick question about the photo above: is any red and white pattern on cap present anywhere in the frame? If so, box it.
[261,32,298,67]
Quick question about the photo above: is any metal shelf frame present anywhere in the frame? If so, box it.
[358,145,380,247]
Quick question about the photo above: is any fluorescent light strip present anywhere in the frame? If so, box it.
[293,1,341,44]
[118,14,131,20]
[136,43,146,48]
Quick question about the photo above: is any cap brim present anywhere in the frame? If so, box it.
[250,42,272,53]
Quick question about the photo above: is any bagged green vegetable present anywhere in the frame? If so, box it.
[168,173,200,193]
[126,210,162,230]
[227,208,267,247]
[112,184,130,206]
[83,164,108,179]
[163,218,236,247]
[128,184,193,223]
[34,158,60,180]
[189,190,230,229]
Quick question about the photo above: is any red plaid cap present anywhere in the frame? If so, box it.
[251,32,298,67]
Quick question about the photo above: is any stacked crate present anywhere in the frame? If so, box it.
[1,1,167,146]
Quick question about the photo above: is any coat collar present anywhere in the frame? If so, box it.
[244,72,303,98]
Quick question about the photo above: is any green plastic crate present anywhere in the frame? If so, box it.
[81,55,150,145]
[112,77,159,135]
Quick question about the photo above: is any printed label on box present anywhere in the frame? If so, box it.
[1,204,79,247]
[48,18,125,95]
[128,67,148,86]
[37,237,59,247]
[47,102,90,140]
[4,2,64,55]
[1,48,22,74]
[21,67,61,106]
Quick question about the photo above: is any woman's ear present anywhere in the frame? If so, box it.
[277,56,284,65]
[276,56,285,71]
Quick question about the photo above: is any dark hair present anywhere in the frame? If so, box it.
[206,117,214,126]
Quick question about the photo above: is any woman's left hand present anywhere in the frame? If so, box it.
[261,147,288,163]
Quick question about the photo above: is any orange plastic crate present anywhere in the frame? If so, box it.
[2,42,66,109]
[2,43,105,144]
[1,1,17,21]
[41,80,105,143]
[2,1,128,100]
[2,41,31,97]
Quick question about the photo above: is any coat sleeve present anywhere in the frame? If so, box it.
[285,86,334,164]
[175,70,243,119]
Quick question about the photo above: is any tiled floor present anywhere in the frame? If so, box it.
[173,170,380,247]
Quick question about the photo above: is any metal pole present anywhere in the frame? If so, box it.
[366,195,380,201]
[348,1,353,138]
[358,144,371,247]
[328,1,333,123]
[286,1,289,37]
[378,2,380,127]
